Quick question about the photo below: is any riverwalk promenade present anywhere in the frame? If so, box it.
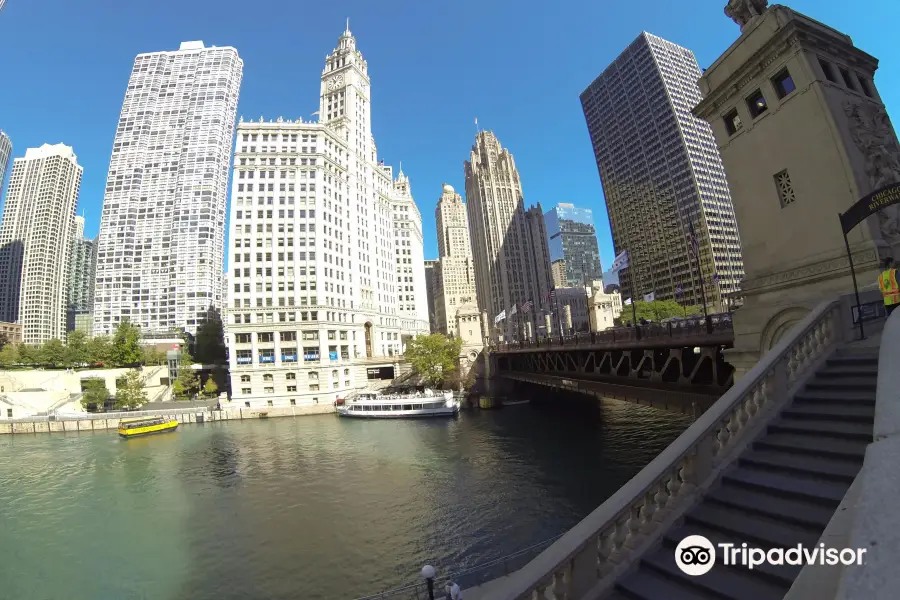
[0,403,335,435]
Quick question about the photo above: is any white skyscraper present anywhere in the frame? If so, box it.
[0,144,82,343]
[225,25,426,408]
[390,168,429,345]
[0,130,11,200]
[434,184,477,336]
[93,41,243,336]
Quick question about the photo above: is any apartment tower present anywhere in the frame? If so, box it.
[93,41,243,336]
[0,131,11,199]
[581,33,744,308]
[545,203,604,288]
[67,215,98,333]
[0,144,82,343]
[465,131,551,340]
[433,183,477,335]
[225,26,426,408]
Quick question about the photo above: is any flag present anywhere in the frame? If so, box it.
[610,250,630,273]
[509,304,518,316]
[475,117,479,129]
[675,285,684,296]
[687,222,700,257]
[624,298,633,306]
[494,310,506,324]
[644,292,655,303]
[522,300,533,313]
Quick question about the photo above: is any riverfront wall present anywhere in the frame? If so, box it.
[0,403,336,435]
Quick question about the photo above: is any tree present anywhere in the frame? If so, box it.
[65,330,89,365]
[16,343,36,365]
[80,378,110,412]
[142,346,166,366]
[39,339,67,367]
[173,351,199,399]
[0,343,19,368]
[115,369,148,410]
[404,334,463,388]
[85,336,113,366]
[194,306,227,365]
[0,331,8,352]
[203,377,219,397]
[111,319,143,366]
[619,300,702,325]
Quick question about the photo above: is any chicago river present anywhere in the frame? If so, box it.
[0,399,690,599]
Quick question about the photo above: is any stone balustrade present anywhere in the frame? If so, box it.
[482,299,846,600]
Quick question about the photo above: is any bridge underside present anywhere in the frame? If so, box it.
[500,371,720,416]
[495,345,734,388]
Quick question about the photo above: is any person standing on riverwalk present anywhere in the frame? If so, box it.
[879,256,899,316]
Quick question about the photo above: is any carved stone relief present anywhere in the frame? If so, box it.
[724,0,769,30]
[843,101,900,249]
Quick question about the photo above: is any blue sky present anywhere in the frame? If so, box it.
[0,0,897,269]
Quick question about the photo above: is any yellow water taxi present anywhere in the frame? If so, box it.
[118,417,178,438]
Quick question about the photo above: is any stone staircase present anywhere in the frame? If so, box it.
[608,345,878,600]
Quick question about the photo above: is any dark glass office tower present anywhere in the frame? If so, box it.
[545,203,603,288]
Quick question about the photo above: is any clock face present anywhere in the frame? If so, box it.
[328,74,344,90]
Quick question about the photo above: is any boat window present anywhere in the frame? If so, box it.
[413,404,422,410]
[402,404,412,411]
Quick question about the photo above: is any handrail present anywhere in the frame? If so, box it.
[12,406,211,423]
[484,298,845,600]
[488,313,734,351]
[351,534,565,600]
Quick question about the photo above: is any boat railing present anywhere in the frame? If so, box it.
[351,534,564,600]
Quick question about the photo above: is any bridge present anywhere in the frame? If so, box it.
[476,291,895,600]
[487,314,735,415]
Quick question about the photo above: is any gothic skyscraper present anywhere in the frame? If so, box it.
[465,131,551,340]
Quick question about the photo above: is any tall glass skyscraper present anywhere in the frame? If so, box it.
[544,203,603,288]
[580,32,744,307]
[93,41,243,336]
[0,130,11,202]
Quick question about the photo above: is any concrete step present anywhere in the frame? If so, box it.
[663,524,802,586]
[755,432,867,461]
[826,355,878,368]
[707,482,836,529]
[739,448,862,483]
[805,377,876,391]
[792,389,875,404]
[722,465,849,506]
[641,547,788,600]
[616,566,722,600]
[768,417,873,441]
[816,366,879,378]
[782,402,875,423]
[686,502,824,549]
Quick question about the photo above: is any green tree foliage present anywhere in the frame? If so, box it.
[0,331,8,352]
[0,344,19,368]
[39,339,68,367]
[404,334,462,388]
[16,343,36,365]
[85,336,113,366]
[114,370,148,410]
[619,300,703,325]
[111,319,143,366]
[173,351,199,399]
[80,378,110,412]
[202,377,219,397]
[142,347,166,366]
[65,330,89,365]
[194,306,227,365]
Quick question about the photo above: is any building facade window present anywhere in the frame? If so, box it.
[774,170,796,208]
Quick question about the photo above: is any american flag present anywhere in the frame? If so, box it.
[688,222,700,257]
[522,300,533,313]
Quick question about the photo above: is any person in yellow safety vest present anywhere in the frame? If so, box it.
[879,257,899,316]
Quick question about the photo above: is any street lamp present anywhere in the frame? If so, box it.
[421,564,436,600]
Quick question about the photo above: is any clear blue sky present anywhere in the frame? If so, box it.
[0,0,897,269]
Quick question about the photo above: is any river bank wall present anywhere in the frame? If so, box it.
[0,403,336,435]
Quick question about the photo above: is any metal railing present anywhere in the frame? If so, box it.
[352,534,564,600]
[7,406,211,423]
[482,298,845,600]
[489,313,734,351]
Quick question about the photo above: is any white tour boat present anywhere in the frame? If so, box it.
[337,389,460,419]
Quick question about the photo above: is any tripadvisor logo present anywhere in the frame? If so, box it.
[675,535,867,576]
